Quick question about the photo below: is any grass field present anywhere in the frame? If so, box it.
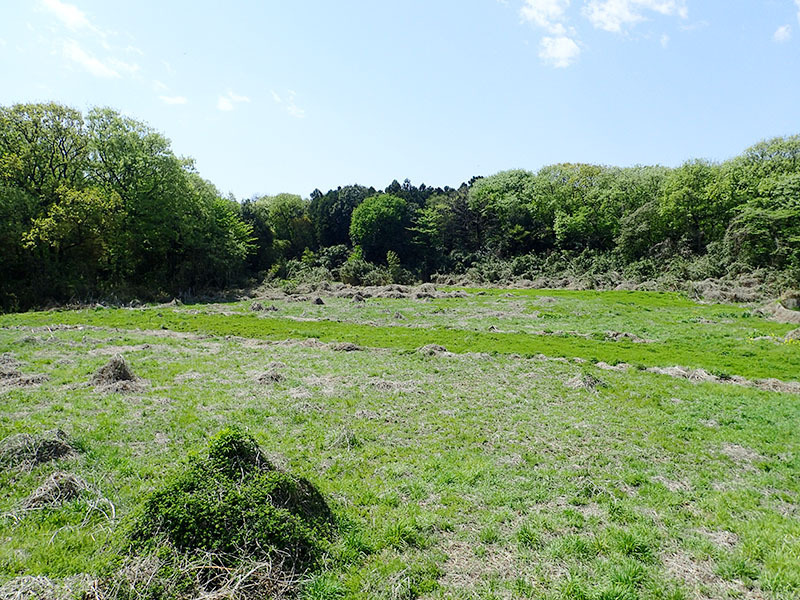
[1,287,798,599]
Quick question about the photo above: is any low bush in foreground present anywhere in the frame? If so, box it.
[108,428,335,599]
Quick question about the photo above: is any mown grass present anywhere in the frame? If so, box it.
[1,288,798,380]
[0,288,798,599]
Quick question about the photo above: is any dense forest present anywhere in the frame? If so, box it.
[1,102,799,311]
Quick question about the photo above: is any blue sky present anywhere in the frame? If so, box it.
[1,1,799,199]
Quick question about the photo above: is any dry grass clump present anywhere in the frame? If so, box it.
[565,373,606,391]
[0,574,96,600]
[331,342,362,352]
[0,354,49,390]
[21,472,89,509]
[257,369,285,384]
[91,354,144,393]
[757,301,800,324]
[605,331,653,343]
[417,344,449,357]
[0,429,77,470]
[104,552,297,600]
[779,289,800,311]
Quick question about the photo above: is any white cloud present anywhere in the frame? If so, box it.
[539,35,581,67]
[217,90,250,112]
[153,79,168,91]
[227,90,250,103]
[108,57,140,75]
[583,0,687,33]
[40,0,92,31]
[217,96,234,111]
[271,89,306,118]
[520,0,570,34]
[774,24,791,42]
[159,95,187,105]
[61,39,119,78]
[660,33,670,47]
[796,0,800,25]
[286,101,305,119]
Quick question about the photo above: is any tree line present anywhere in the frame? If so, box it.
[1,102,798,310]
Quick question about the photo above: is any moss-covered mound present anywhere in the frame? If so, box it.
[115,428,334,598]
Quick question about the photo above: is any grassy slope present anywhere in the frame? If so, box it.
[0,289,798,599]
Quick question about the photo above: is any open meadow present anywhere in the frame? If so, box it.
[1,286,799,600]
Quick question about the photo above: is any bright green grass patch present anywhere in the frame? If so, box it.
[2,294,798,380]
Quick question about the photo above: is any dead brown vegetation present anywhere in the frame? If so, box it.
[0,429,76,470]
[91,354,145,393]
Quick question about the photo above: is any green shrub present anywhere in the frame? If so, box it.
[111,428,336,598]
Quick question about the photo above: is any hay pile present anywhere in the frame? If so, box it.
[565,374,606,391]
[0,354,48,390]
[780,290,800,311]
[21,472,88,509]
[417,344,450,357]
[605,331,653,343]
[257,368,285,384]
[331,342,362,352]
[91,354,144,393]
[0,575,96,600]
[0,429,76,470]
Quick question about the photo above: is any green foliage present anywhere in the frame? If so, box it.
[125,428,334,570]
[349,194,412,263]
[309,185,376,248]
[259,193,315,260]
[2,100,799,310]
[0,102,254,309]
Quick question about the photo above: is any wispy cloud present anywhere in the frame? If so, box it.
[773,24,791,43]
[583,0,688,34]
[271,89,306,119]
[108,57,140,75]
[217,90,250,112]
[660,33,670,47]
[153,79,168,91]
[159,95,188,105]
[61,39,119,78]
[39,0,95,31]
[520,0,571,34]
[797,0,800,25]
[539,35,581,67]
